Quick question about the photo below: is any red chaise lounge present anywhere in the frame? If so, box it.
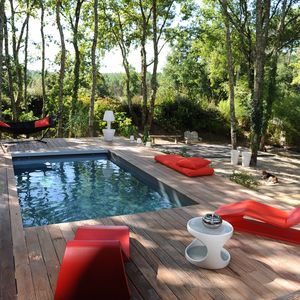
[215,200,300,244]
[54,226,131,300]
[154,154,214,177]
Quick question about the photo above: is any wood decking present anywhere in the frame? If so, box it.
[1,137,299,300]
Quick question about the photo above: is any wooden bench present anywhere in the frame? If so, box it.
[149,135,181,144]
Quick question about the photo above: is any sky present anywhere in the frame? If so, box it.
[26,15,171,74]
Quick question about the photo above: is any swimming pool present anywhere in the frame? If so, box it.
[13,153,195,227]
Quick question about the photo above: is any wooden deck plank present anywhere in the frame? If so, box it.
[1,137,299,300]
[25,228,53,300]
[36,226,60,292]
[156,208,279,299]
[7,165,36,300]
[47,224,66,264]
[100,217,180,300]
[0,168,17,300]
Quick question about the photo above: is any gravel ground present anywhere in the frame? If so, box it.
[152,141,300,191]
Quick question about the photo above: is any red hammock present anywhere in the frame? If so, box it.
[0,116,56,135]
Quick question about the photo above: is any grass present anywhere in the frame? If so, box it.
[230,171,260,189]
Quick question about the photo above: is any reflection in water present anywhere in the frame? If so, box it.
[14,156,190,227]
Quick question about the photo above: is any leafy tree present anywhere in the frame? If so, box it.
[66,0,85,134]
[39,0,46,116]
[56,0,66,137]
[103,0,136,115]
[220,0,237,149]
[88,0,98,136]
[0,0,4,121]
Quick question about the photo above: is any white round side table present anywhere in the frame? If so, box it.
[185,217,233,269]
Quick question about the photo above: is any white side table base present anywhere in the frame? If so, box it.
[185,217,233,269]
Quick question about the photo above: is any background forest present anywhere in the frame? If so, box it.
[1,0,300,166]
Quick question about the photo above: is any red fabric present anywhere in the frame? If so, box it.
[74,226,130,262]
[216,200,300,244]
[54,240,131,300]
[0,121,11,128]
[34,117,50,128]
[177,157,211,169]
[155,154,214,177]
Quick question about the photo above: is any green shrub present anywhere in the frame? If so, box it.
[218,98,248,126]
[66,102,89,137]
[229,171,260,189]
[154,95,230,135]
[272,95,300,146]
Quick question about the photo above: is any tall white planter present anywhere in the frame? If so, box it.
[242,151,251,167]
[102,129,115,141]
[230,150,240,165]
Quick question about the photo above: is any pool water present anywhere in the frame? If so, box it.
[13,154,194,227]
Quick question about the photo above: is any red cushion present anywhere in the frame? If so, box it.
[0,121,11,128]
[35,117,50,128]
[177,157,211,169]
[179,166,214,177]
[155,154,214,177]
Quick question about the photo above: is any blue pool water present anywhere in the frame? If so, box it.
[13,154,194,227]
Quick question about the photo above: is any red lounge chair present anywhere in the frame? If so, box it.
[154,154,214,177]
[74,225,130,261]
[54,240,131,300]
[215,200,300,244]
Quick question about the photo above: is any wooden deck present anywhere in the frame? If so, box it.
[0,137,299,300]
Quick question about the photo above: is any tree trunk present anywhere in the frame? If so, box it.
[40,0,46,117]
[147,0,158,131]
[89,0,98,137]
[9,0,23,119]
[223,1,237,149]
[56,0,66,137]
[24,2,30,112]
[260,54,278,150]
[3,12,17,121]
[139,0,149,129]
[250,0,271,166]
[141,40,148,128]
[124,62,132,113]
[260,0,287,150]
[70,0,84,137]
[0,0,4,121]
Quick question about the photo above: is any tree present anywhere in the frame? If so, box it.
[103,0,135,115]
[88,0,98,136]
[0,0,4,121]
[147,0,176,130]
[23,0,30,111]
[260,0,300,149]
[68,0,85,135]
[249,0,271,165]
[3,12,17,120]
[220,0,237,149]
[56,0,66,137]
[40,0,46,116]
[137,0,152,128]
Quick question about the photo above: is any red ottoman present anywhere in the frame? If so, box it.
[74,225,130,261]
[54,240,131,300]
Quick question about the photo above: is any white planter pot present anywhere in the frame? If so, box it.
[230,150,240,165]
[145,141,151,147]
[102,129,115,141]
[242,151,251,167]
